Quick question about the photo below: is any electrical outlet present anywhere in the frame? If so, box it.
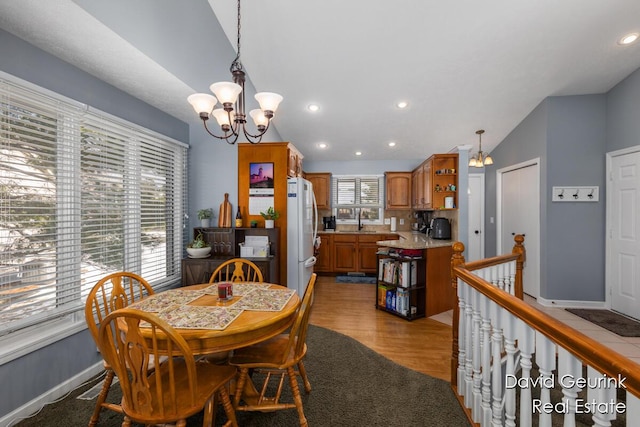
[399,219,405,225]
[384,218,390,225]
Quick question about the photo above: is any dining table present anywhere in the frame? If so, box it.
[125,281,301,408]
[127,281,300,354]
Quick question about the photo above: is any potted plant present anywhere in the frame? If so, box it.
[186,231,211,258]
[260,207,280,229]
[197,208,213,228]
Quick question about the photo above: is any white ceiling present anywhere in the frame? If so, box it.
[1,0,640,163]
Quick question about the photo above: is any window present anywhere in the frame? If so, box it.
[0,74,187,346]
[331,175,384,224]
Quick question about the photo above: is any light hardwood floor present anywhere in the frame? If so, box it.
[309,276,640,384]
[309,275,453,381]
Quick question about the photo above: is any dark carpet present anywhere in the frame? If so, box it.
[335,275,377,284]
[566,308,640,337]
[14,325,469,427]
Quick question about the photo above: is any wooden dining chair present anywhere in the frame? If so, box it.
[209,258,264,283]
[229,273,317,427]
[84,272,155,427]
[97,308,238,427]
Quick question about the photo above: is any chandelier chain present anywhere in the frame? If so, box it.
[231,0,244,73]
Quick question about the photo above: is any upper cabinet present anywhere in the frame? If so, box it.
[287,144,303,177]
[385,172,412,209]
[412,153,458,210]
[305,172,332,209]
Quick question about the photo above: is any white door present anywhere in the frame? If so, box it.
[608,149,640,320]
[467,174,485,261]
[498,161,540,298]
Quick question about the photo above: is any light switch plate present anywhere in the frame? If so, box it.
[384,218,390,224]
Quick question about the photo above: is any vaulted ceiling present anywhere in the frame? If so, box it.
[1,0,639,162]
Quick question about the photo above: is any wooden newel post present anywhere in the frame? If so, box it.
[450,241,466,389]
[512,234,526,300]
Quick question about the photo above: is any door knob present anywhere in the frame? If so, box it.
[475,230,480,234]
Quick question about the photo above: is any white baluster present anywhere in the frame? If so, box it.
[558,348,582,427]
[587,366,616,427]
[517,319,534,427]
[472,289,483,421]
[508,260,516,295]
[535,332,556,427]
[626,392,640,426]
[457,279,467,393]
[491,302,505,427]
[480,293,493,427]
[464,285,474,407]
[502,311,517,427]
[500,262,507,294]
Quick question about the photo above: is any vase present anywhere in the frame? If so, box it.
[265,219,274,229]
[201,218,210,228]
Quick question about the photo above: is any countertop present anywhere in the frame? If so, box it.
[318,230,453,249]
[379,231,453,249]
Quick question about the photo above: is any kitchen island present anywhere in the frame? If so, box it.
[375,232,454,318]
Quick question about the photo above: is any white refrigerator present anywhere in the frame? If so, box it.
[287,177,318,297]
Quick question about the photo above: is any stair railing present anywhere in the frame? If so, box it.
[450,235,640,427]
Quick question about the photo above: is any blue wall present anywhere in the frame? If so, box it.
[0,29,188,419]
[485,65,640,302]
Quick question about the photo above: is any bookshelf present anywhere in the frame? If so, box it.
[375,250,426,320]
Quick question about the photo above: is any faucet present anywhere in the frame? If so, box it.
[358,210,363,231]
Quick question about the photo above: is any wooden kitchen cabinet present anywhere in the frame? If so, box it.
[331,233,398,274]
[385,172,412,209]
[314,233,333,272]
[333,234,357,272]
[238,142,303,286]
[287,145,303,177]
[305,172,331,209]
[430,153,458,210]
[412,153,457,210]
[358,234,386,273]
[412,166,423,208]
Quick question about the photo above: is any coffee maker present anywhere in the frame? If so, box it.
[322,216,336,230]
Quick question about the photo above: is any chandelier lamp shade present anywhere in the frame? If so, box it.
[469,129,493,168]
[187,0,282,144]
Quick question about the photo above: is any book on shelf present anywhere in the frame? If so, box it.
[379,258,417,287]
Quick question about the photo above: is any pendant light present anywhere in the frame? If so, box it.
[469,129,493,168]
[187,0,282,144]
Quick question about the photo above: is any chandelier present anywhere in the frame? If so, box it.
[468,129,493,168]
[187,0,282,144]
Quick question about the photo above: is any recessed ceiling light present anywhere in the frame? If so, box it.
[355,151,362,156]
[619,32,639,45]
[396,101,408,109]
[307,104,320,112]
[388,141,396,147]
[317,142,327,149]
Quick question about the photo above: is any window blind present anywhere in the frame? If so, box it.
[332,175,384,207]
[0,75,187,337]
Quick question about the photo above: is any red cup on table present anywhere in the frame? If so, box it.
[217,282,233,301]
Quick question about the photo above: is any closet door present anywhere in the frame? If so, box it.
[500,162,540,298]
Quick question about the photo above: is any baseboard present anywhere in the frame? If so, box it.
[1,362,103,427]
[535,296,607,309]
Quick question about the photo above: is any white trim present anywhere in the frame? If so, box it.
[0,317,85,365]
[468,173,485,260]
[2,362,103,427]
[496,157,541,298]
[535,296,607,309]
[496,157,540,254]
[605,144,640,311]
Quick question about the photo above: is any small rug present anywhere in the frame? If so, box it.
[566,308,640,337]
[335,275,376,284]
